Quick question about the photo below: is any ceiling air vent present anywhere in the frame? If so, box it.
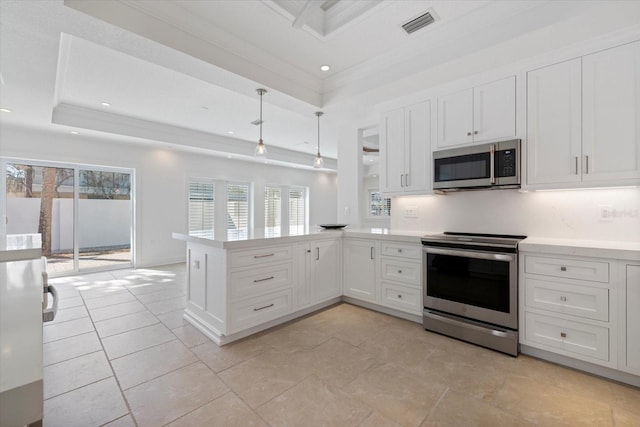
[402,11,435,34]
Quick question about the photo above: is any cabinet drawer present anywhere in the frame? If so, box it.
[380,258,421,286]
[380,282,422,314]
[230,245,292,269]
[525,278,609,321]
[380,242,421,260]
[229,289,292,332]
[525,312,609,361]
[524,255,609,283]
[229,262,293,299]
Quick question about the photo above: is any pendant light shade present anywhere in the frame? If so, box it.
[313,111,324,168]
[255,88,267,157]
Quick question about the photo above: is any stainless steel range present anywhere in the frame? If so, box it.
[421,232,526,356]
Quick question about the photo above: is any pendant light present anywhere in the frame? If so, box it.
[255,88,267,157]
[313,111,324,168]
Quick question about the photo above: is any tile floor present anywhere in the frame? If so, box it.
[44,265,640,426]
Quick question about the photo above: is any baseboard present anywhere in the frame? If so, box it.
[520,344,640,388]
[342,296,422,324]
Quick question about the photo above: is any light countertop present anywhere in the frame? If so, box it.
[173,227,428,249]
[519,237,640,261]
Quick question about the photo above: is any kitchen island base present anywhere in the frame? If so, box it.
[184,297,341,346]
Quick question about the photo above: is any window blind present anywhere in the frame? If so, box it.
[264,186,282,237]
[188,181,215,238]
[288,186,306,235]
[227,183,249,240]
[369,191,391,217]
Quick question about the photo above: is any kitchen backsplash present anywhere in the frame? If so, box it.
[391,187,640,241]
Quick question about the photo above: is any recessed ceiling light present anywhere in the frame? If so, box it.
[70,131,79,135]
[100,102,111,107]
[264,161,268,164]
[227,155,233,158]
[0,108,12,113]
[227,131,234,134]
[320,65,331,72]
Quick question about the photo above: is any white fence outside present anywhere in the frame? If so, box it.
[7,198,131,251]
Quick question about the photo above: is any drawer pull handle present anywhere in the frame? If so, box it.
[397,270,402,274]
[254,253,275,259]
[560,296,567,302]
[560,332,567,338]
[397,294,403,299]
[560,266,567,271]
[397,249,402,253]
[467,131,472,136]
[253,276,274,283]
[253,303,275,312]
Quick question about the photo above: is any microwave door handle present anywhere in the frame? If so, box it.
[425,246,515,262]
[490,144,496,184]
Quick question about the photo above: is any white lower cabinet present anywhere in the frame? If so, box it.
[295,237,342,309]
[343,239,377,303]
[622,264,640,375]
[380,282,422,314]
[520,252,615,368]
[524,311,610,362]
[229,289,293,334]
[343,238,422,316]
[521,248,640,385]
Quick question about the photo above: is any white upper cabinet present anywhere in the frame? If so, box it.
[380,101,431,195]
[527,58,582,185]
[380,108,405,193]
[527,41,640,188]
[437,88,473,147]
[582,41,640,183]
[437,76,516,148]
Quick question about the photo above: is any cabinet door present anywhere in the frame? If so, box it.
[343,239,377,303]
[527,58,582,185]
[295,243,313,309]
[624,264,640,374]
[314,239,342,302]
[437,88,473,148]
[380,108,406,193]
[404,101,430,192]
[583,41,640,183]
[474,76,516,142]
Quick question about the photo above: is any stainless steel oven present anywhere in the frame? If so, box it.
[422,232,525,356]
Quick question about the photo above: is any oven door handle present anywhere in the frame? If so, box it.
[424,247,515,262]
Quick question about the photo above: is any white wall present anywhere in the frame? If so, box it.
[392,188,640,242]
[7,198,131,250]
[0,125,337,267]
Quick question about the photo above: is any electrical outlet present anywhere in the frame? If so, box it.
[404,207,418,218]
[598,205,613,222]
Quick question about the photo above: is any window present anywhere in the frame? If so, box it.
[369,190,391,217]
[227,183,250,240]
[264,186,282,237]
[289,186,307,235]
[188,180,215,238]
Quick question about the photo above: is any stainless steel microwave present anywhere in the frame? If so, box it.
[433,139,521,191]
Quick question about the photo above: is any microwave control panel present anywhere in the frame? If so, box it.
[496,149,516,177]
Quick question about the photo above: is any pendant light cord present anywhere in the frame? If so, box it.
[316,111,323,156]
[259,91,263,141]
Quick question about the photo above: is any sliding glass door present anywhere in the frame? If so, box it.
[3,160,134,275]
[78,169,132,271]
